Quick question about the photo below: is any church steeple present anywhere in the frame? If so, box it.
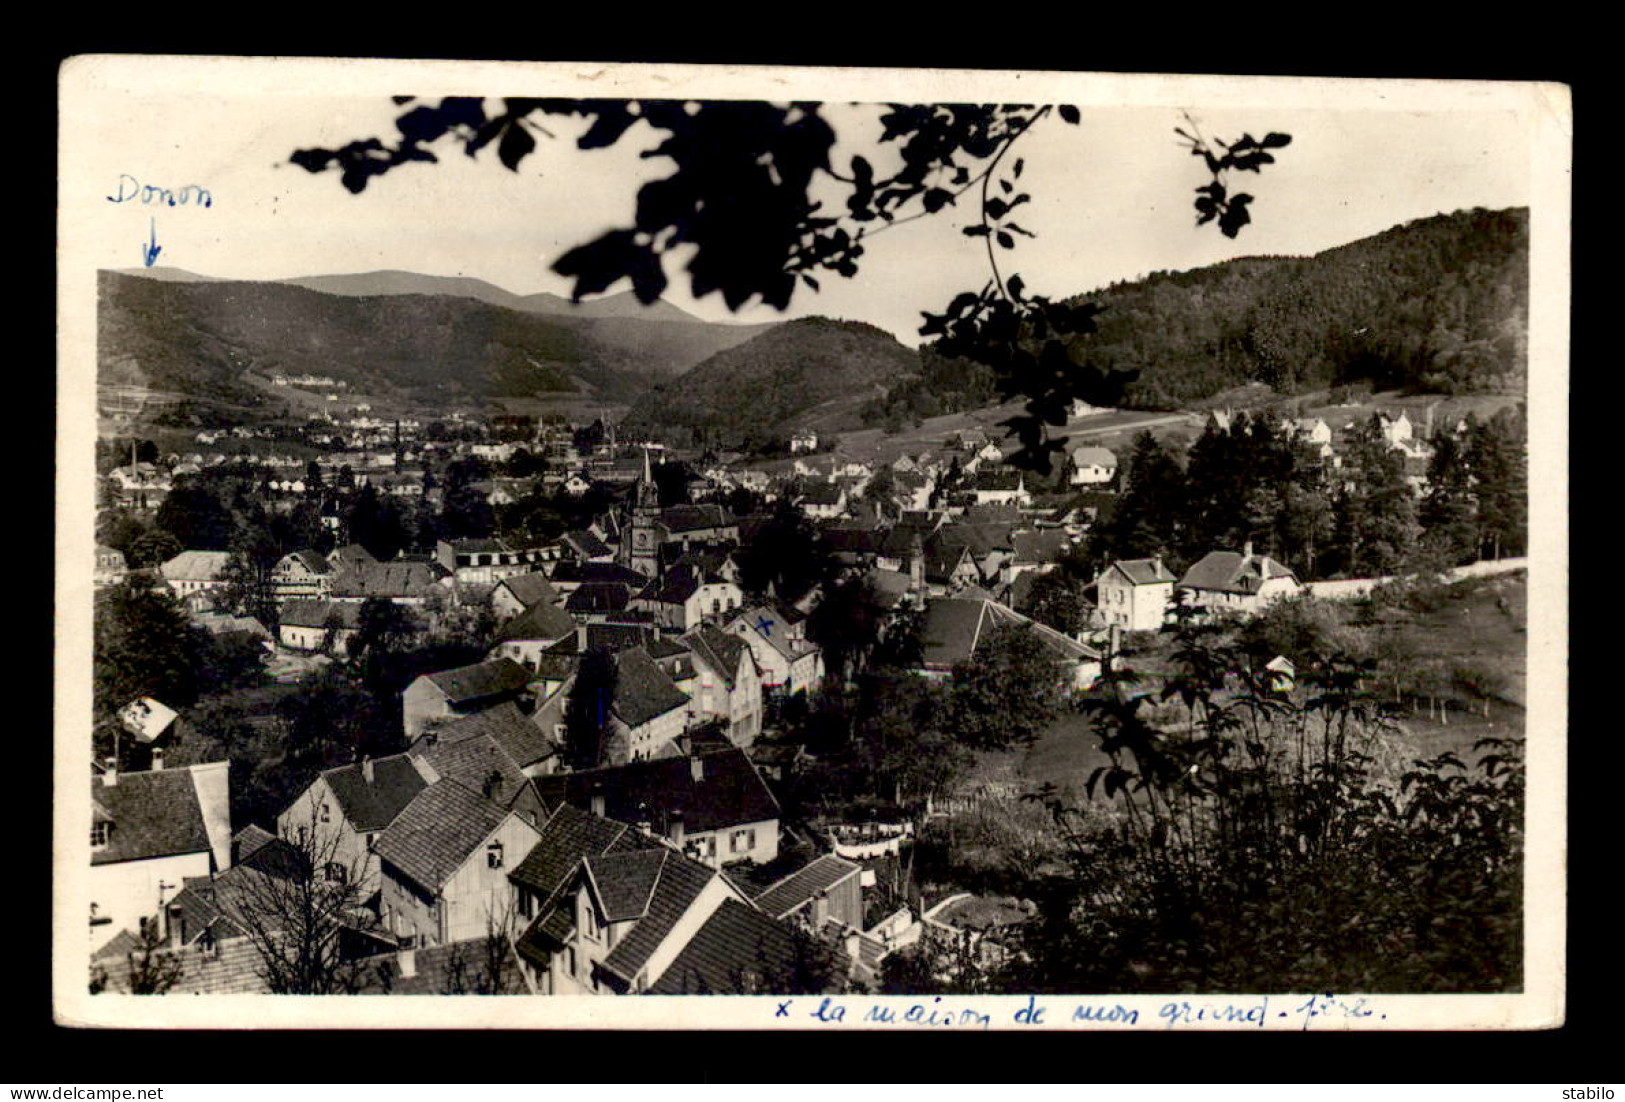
[626,444,661,578]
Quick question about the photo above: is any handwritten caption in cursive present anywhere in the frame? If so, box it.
[106,175,213,208]
[773,993,1385,1031]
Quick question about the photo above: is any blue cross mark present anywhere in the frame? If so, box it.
[755,615,773,636]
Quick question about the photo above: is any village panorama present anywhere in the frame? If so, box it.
[87,187,1530,999]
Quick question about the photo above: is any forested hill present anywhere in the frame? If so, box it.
[96,270,774,408]
[1076,207,1529,408]
[621,317,923,445]
[868,207,1529,423]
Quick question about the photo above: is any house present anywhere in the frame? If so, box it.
[1067,445,1118,487]
[488,599,578,670]
[726,603,825,697]
[515,840,760,995]
[90,760,232,953]
[918,595,1101,689]
[413,701,560,782]
[966,468,1030,507]
[374,779,544,948]
[94,545,128,587]
[361,935,533,994]
[490,571,561,619]
[1095,557,1177,632]
[605,646,694,763]
[751,853,864,932]
[790,431,819,453]
[435,538,532,585]
[276,752,433,901]
[277,599,368,656]
[326,544,378,573]
[271,550,333,601]
[628,563,744,632]
[535,745,780,869]
[795,482,848,521]
[328,560,446,605]
[402,658,535,739]
[657,504,740,551]
[561,530,614,564]
[1176,542,1303,617]
[160,550,231,610]
[679,622,765,745]
[116,696,179,747]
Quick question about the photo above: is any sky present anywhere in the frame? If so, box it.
[63,60,1543,347]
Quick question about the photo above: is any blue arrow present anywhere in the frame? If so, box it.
[142,218,162,267]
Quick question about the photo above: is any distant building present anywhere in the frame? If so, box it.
[160,550,231,611]
[1067,446,1118,487]
[1095,557,1177,631]
[1176,543,1302,617]
[402,658,535,739]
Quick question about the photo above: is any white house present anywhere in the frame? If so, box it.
[1095,557,1177,632]
[1067,446,1118,487]
[1176,543,1303,617]
[160,550,232,611]
[726,604,825,697]
[90,760,231,952]
[374,779,543,948]
[277,752,433,901]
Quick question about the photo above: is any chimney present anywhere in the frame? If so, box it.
[590,791,606,818]
[398,948,416,978]
[811,889,829,928]
[150,747,165,772]
[669,810,686,849]
[103,757,118,787]
[691,756,705,784]
[362,757,374,784]
[1242,540,1254,562]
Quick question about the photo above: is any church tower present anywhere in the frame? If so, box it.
[626,446,662,578]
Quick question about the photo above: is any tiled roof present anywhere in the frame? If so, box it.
[160,550,230,582]
[546,622,655,657]
[231,823,277,864]
[600,849,715,983]
[508,803,652,897]
[279,599,365,630]
[681,623,751,690]
[417,729,532,811]
[535,747,779,836]
[320,752,432,832]
[797,483,845,506]
[494,598,576,644]
[1069,446,1118,467]
[285,549,333,575]
[432,701,556,771]
[91,767,212,865]
[551,562,649,587]
[584,848,668,921]
[562,530,612,558]
[496,571,559,609]
[422,658,532,705]
[610,647,691,729]
[373,780,509,893]
[446,537,511,555]
[564,582,633,614]
[647,898,801,995]
[1106,558,1176,586]
[1011,529,1071,566]
[752,854,862,919]
[361,937,529,994]
[660,504,737,533]
[1177,550,1299,595]
[920,596,1099,670]
[329,560,443,599]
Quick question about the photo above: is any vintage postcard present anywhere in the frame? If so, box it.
[55,57,1569,1030]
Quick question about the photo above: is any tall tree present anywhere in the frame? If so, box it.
[1331,415,1420,577]
[944,623,1070,750]
[563,648,618,770]
[1467,407,1528,561]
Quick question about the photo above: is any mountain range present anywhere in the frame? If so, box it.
[98,268,774,408]
[99,207,1528,432]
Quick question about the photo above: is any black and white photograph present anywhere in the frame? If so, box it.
[54,58,1568,1030]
